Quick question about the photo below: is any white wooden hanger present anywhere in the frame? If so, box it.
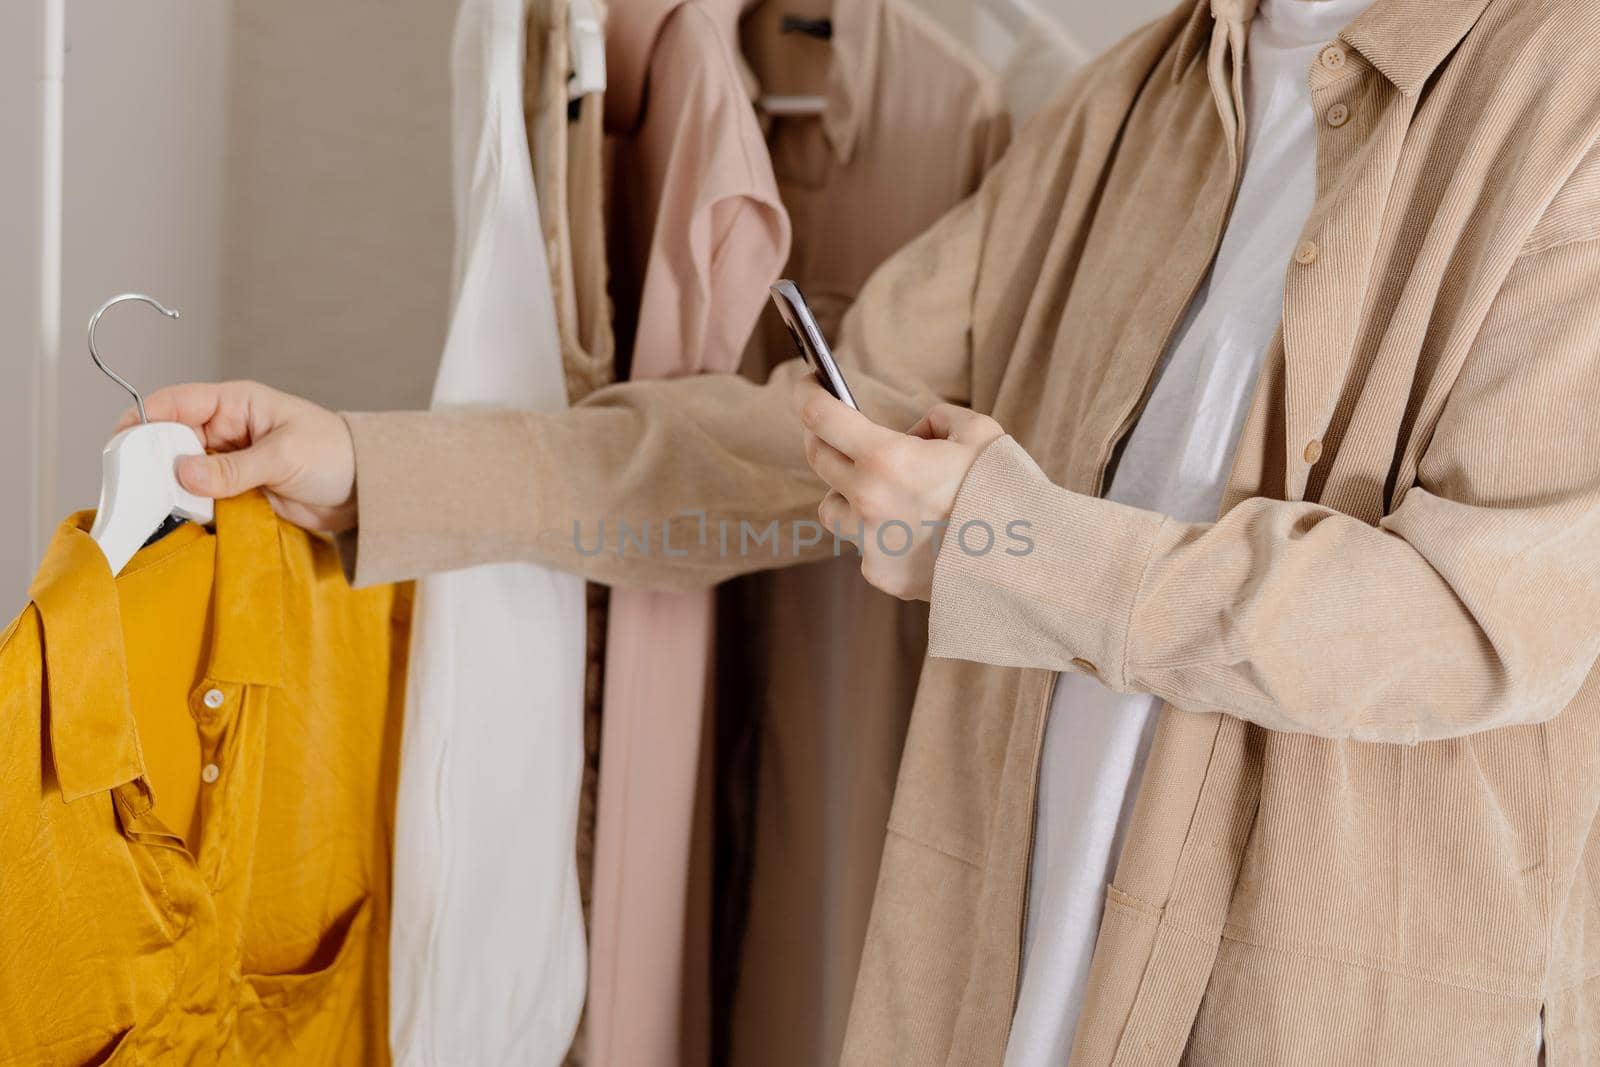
[87,293,213,576]
[567,0,607,101]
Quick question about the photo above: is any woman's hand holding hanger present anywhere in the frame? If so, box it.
[117,371,1012,588]
[115,380,358,535]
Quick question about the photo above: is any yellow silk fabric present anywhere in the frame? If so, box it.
[0,492,409,1065]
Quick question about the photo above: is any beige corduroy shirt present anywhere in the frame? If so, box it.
[342,0,1600,1061]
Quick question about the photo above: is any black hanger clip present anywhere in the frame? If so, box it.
[780,15,833,41]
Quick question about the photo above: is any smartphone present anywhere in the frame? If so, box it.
[769,280,860,411]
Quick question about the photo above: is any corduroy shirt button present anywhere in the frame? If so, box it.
[1295,239,1320,265]
[1327,103,1351,128]
[1320,44,1346,70]
[1304,439,1324,465]
[1071,657,1098,676]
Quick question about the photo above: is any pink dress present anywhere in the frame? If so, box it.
[589,2,790,1064]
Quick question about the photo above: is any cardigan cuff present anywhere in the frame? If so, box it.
[927,436,1166,690]
[337,409,543,588]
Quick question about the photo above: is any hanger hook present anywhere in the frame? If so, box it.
[88,293,181,426]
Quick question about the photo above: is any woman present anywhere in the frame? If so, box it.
[131,0,1600,1061]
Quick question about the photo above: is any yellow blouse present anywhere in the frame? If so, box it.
[0,491,408,1065]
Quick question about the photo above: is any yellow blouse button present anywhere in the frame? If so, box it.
[201,763,221,784]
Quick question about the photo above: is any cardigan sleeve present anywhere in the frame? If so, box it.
[336,179,998,591]
[928,237,1600,743]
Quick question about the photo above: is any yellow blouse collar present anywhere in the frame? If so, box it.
[27,490,284,802]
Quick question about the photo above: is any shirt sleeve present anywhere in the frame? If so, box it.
[332,52,1144,592]
[694,194,789,375]
[927,235,1600,743]
[337,175,998,591]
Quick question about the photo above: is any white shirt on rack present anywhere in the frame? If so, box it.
[1004,0,1374,1062]
[388,0,588,1063]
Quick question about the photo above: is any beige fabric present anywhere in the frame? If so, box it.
[527,0,615,405]
[564,583,606,1067]
[721,4,1008,1065]
[521,4,615,1063]
[342,0,1600,1062]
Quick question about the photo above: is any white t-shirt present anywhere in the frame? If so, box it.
[1004,1,1374,1062]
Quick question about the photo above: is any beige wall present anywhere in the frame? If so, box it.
[219,0,456,413]
[919,0,1179,54]
[58,0,233,526]
[1038,0,1178,54]
[0,0,232,608]
[0,0,454,603]
[0,2,49,609]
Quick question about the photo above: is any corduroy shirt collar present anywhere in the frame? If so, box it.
[1174,0,1494,95]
